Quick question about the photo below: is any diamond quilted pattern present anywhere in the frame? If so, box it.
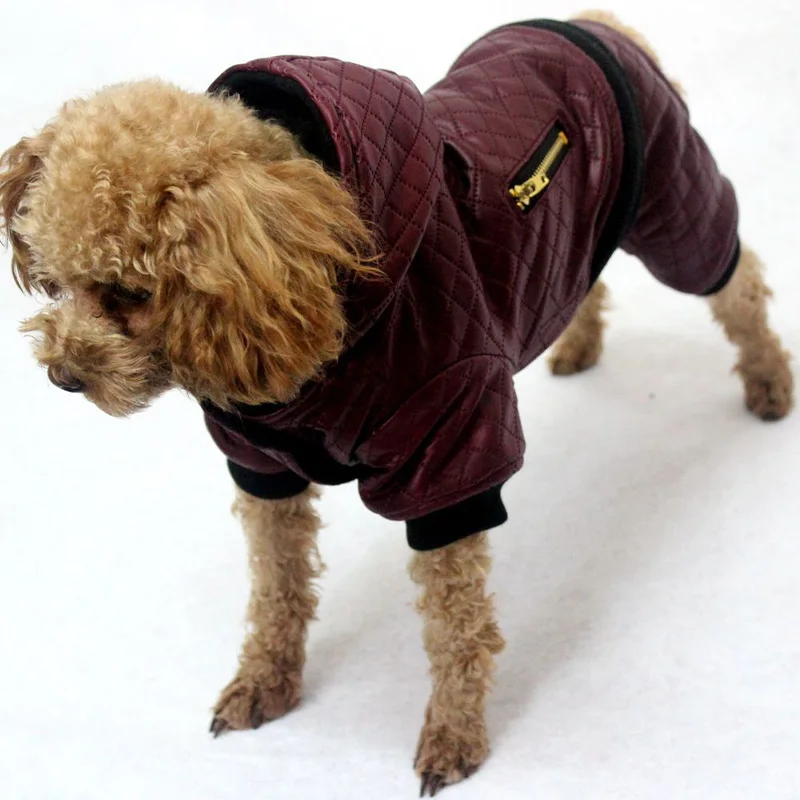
[575,20,739,291]
[205,20,739,523]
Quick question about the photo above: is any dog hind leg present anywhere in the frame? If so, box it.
[549,279,609,376]
[708,244,793,421]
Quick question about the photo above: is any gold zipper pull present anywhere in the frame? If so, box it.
[509,174,551,208]
[510,130,569,211]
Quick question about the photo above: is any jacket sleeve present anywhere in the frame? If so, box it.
[355,356,525,549]
[204,416,310,500]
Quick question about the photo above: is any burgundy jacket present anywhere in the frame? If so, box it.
[203,19,739,550]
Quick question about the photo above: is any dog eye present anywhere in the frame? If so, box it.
[107,283,152,306]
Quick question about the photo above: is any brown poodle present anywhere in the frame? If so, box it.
[0,10,793,795]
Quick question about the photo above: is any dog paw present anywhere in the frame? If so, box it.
[744,367,793,421]
[548,342,601,376]
[414,718,488,796]
[210,668,301,736]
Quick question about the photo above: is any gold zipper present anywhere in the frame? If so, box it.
[509,130,569,211]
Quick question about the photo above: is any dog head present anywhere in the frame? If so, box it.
[0,80,374,416]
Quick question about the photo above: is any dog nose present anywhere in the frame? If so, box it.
[47,365,85,393]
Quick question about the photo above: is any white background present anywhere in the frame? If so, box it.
[1,1,799,797]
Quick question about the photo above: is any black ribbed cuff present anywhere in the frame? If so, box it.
[227,460,310,500]
[405,485,508,551]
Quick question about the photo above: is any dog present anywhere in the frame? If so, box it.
[1,10,793,795]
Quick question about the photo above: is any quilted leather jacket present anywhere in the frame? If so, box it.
[203,19,739,550]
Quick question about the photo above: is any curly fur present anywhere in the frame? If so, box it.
[0,133,55,293]
[20,303,171,415]
[410,533,505,795]
[0,80,378,413]
[709,246,794,419]
[549,279,609,376]
[211,487,324,735]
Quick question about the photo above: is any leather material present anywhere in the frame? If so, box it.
[574,20,739,292]
[204,20,739,524]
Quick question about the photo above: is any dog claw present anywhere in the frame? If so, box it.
[416,744,484,796]
[250,703,265,730]
[209,717,229,738]
[420,772,444,797]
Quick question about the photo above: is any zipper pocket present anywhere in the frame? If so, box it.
[509,124,570,213]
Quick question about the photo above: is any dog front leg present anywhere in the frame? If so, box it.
[410,532,505,796]
[211,486,323,735]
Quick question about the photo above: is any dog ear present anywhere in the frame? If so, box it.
[0,132,53,292]
[156,156,377,408]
